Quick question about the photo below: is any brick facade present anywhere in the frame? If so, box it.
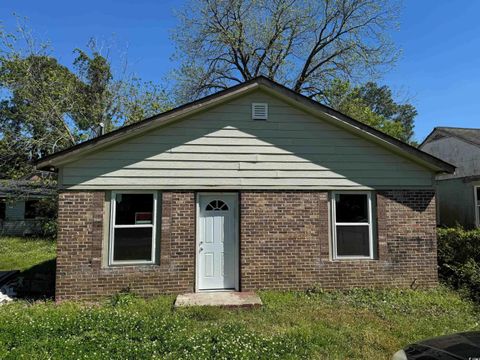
[241,190,437,290]
[55,189,437,301]
[56,191,196,301]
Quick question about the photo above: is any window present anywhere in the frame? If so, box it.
[331,192,374,259]
[24,200,40,219]
[475,186,480,227]
[205,200,229,211]
[109,192,157,265]
[0,201,5,220]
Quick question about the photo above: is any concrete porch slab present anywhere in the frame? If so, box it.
[174,291,262,308]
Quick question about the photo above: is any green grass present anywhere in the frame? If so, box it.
[0,237,478,358]
[0,237,56,271]
[0,287,479,359]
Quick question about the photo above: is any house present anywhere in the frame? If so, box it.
[0,172,56,236]
[420,127,480,228]
[36,77,454,301]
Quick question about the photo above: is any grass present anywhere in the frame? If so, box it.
[0,237,478,358]
[0,237,56,271]
[0,288,479,359]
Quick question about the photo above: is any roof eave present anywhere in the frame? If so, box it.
[256,81,456,174]
[36,76,456,174]
[36,80,262,169]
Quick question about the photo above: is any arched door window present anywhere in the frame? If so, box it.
[205,200,229,211]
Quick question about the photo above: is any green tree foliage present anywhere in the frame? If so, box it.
[0,54,80,177]
[173,0,400,101]
[321,79,417,143]
[0,26,171,178]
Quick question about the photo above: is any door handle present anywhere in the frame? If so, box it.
[199,247,204,252]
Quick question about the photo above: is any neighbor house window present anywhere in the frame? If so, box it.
[475,186,480,227]
[109,192,157,265]
[0,201,5,220]
[24,200,40,219]
[331,192,374,259]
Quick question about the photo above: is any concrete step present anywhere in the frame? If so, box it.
[174,291,262,308]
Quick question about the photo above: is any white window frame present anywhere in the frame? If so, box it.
[109,191,157,266]
[475,186,480,228]
[331,191,374,260]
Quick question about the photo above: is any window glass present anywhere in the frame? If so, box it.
[115,193,153,225]
[24,200,40,219]
[335,194,368,223]
[477,187,480,201]
[0,202,5,220]
[206,200,229,211]
[333,192,373,259]
[111,192,156,264]
[113,228,153,261]
[336,226,370,256]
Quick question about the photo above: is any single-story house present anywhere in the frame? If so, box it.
[0,172,56,236]
[420,127,480,228]
[36,77,454,301]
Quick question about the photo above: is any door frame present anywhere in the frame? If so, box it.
[195,192,239,292]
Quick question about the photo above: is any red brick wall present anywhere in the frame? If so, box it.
[56,191,195,301]
[240,190,437,291]
[56,189,437,300]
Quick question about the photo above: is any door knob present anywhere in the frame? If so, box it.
[199,247,204,252]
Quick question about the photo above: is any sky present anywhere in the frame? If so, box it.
[0,0,479,143]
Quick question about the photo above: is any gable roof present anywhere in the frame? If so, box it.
[420,127,480,148]
[36,76,455,174]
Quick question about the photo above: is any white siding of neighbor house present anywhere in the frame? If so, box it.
[421,136,480,180]
[60,90,435,190]
[435,178,480,228]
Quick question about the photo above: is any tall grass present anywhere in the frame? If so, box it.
[0,288,478,359]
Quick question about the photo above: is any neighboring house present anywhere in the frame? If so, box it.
[420,127,480,228]
[36,77,454,301]
[0,172,56,236]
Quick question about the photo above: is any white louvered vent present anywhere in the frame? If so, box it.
[252,103,268,120]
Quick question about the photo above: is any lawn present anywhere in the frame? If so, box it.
[0,237,479,359]
[0,287,479,359]
[0,237,56,298]
[0,237,56,271]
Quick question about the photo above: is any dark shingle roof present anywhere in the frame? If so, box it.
[424,127,480,147]
[0,180,56,198]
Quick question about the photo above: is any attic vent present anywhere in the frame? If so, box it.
[252,103,268,120]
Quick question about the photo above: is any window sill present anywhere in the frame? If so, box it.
[332,257,376,261]
[108,261,156,267]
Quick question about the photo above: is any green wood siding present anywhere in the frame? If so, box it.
[60,90,434,190]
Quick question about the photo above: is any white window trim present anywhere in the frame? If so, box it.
[475,186,480,228]
[109,191,157,266]
[331,191,374,260]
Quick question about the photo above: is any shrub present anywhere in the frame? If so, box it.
[40,219,57,238]
[437,227,480,301]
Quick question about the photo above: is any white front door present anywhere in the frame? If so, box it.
[197,193,238,291]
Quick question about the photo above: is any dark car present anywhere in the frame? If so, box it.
[393,332,480,360]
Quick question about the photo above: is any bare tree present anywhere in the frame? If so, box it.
[173,0,400,100]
